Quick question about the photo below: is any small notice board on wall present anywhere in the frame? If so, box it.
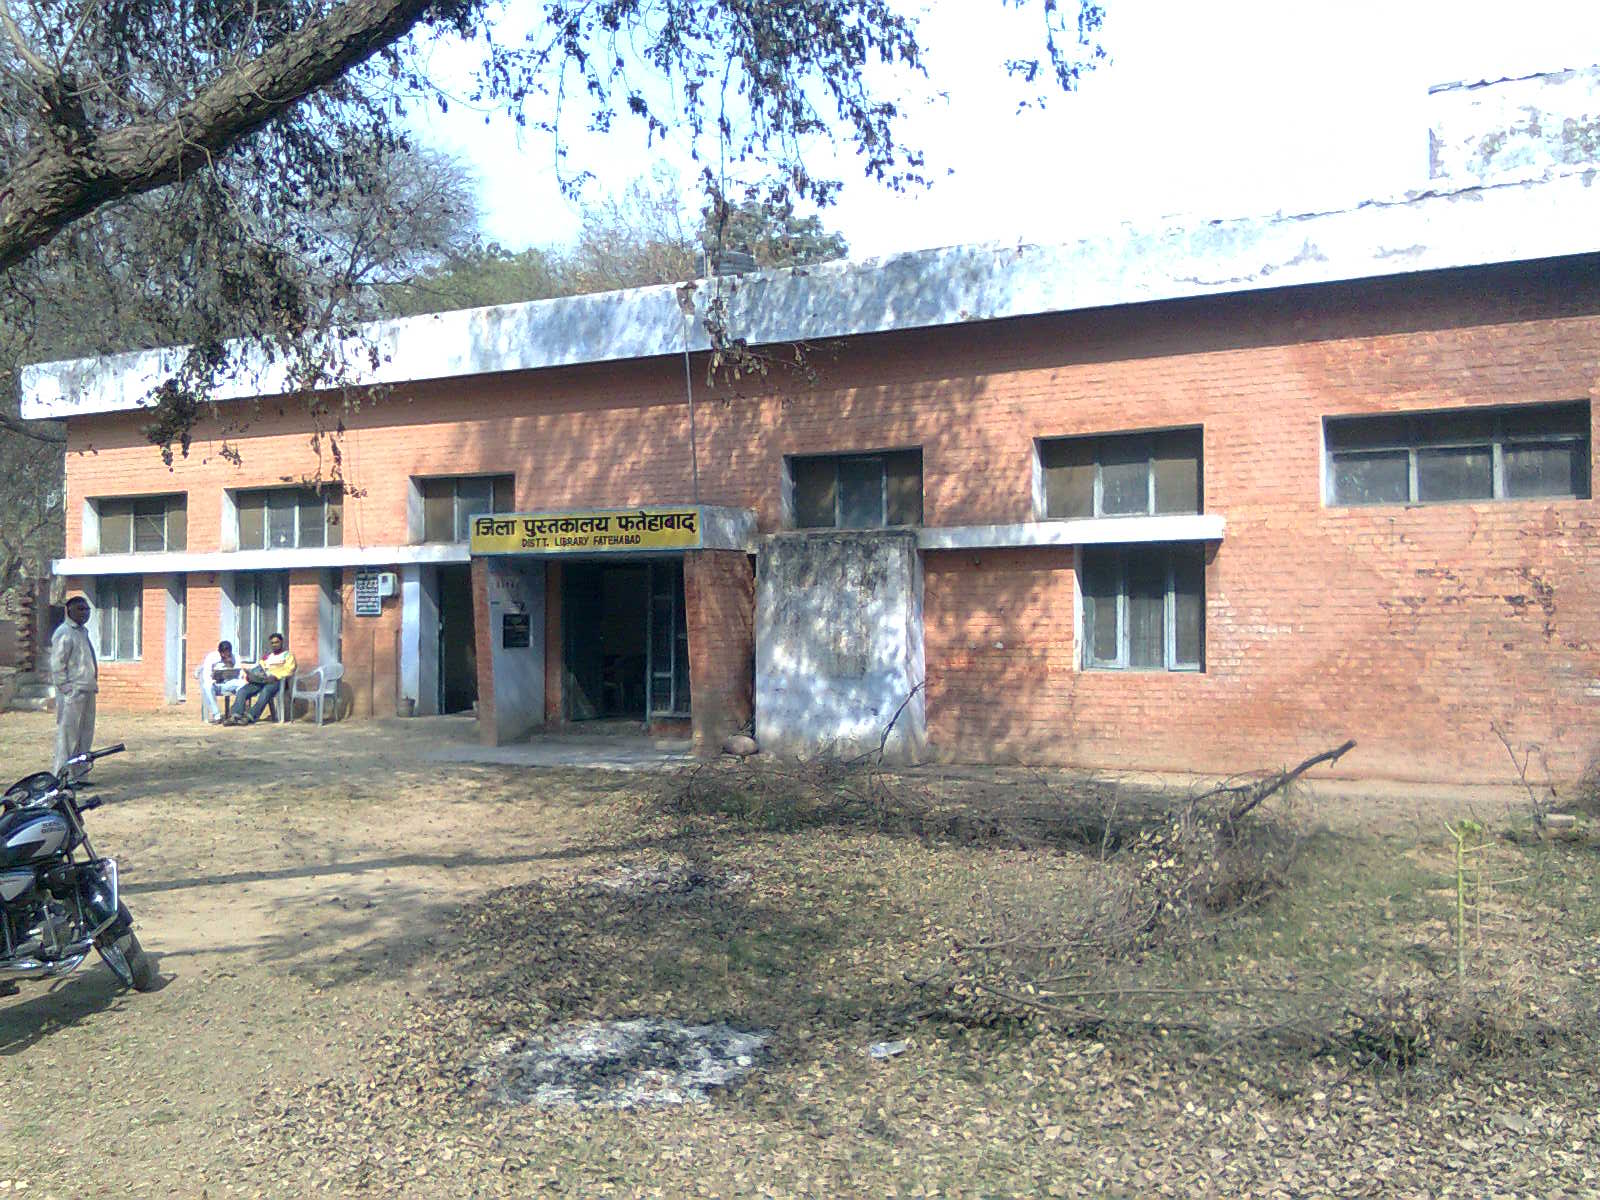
[353,571,383,617]
[502,611,531,649]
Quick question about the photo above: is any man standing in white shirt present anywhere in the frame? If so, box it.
[50,594,98,775]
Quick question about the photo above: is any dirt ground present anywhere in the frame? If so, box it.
[0,709,632,1197]
[0,709,1573,1198]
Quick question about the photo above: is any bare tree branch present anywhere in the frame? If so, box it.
[0,1,57,83]
[1225,740,1356,823]
[0,0,440,272]
[0,409,64,443]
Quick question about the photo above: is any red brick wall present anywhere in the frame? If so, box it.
[59,568,339,718]
[684,550,756,754]
[187,573,222,671]
[58,259,1600,780]
[471,557,496,743]
[286,570,324,668]
[923,548,1079,762]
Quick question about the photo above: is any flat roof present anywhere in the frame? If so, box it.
[20,169,1600,421]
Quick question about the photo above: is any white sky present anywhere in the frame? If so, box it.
[410,0,1600,260]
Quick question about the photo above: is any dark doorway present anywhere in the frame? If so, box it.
[437,565,478,714]
[559,560,690,722]
[564,562,650,720]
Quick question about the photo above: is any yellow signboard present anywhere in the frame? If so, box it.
[470,508,703,555]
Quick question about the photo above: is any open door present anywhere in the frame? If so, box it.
[437,564,478,714]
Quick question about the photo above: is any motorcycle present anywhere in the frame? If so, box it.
[0,743,155,993]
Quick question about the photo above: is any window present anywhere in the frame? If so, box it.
[236,487,342,550]
[789,450,922,528]
[1324,402,1591,506]
[1041,428,1203,520]
[92,576,142,661]
[420,475,514,542]
[1081,545,1204,672]
[233,571,288,661]
[97,495,186,553]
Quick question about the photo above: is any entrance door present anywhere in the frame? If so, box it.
[437,564,478,714]
[562,562,652,721]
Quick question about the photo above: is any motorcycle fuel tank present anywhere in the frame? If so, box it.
[0,809,70,868]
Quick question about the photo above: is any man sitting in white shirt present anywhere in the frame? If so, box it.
[198,640,243,724]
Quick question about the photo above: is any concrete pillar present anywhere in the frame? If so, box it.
[755,531,926,763]
[474,556,546,745]
[543,562,564,724]
[317,570,342,670]
[163,575,186,704]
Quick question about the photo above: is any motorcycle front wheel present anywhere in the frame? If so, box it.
[95,905,156,992]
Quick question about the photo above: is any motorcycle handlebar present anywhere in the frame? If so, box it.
[56,743,124,784]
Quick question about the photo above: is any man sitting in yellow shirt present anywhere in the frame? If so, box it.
[225,632,298,725]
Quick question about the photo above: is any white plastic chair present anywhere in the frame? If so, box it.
[193,662,216,722]
[290,663,344,726]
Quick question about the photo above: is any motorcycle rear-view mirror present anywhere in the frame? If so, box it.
[60,743,125,785]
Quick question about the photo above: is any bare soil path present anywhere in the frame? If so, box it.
[0,710,639,1198]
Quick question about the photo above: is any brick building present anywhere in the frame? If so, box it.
[20,76,1600,785]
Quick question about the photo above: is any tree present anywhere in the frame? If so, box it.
[378,243,571,317]
[565,173,703,294]
[0,141,479,590]
[377,170,699,315]
[0,410,60,599]
[380,169,853,317]
[0,0,1104,455]
[699,190,850,270]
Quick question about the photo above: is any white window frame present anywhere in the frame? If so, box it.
[414,474,515,544]
[91,576,143,662]
[1323,402,1591,507]
[786,449,923,530]
[89,494,186,554]
[1038,427,1204,521]
[232,570,289,661]
[1080,546,1204,673]
[234,487,337,551]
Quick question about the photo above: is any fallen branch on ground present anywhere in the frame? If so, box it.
[1188,739,1356,823]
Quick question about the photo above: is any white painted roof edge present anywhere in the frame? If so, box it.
[21,170,1600,420]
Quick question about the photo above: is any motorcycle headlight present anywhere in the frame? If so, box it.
[79,860,119,931]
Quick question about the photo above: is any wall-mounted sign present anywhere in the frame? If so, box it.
[353,571,383,617]
[471,508,703,555]
[502,611,531,649]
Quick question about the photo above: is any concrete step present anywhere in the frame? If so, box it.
[6,696,53,712]
[12,684,55,701]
